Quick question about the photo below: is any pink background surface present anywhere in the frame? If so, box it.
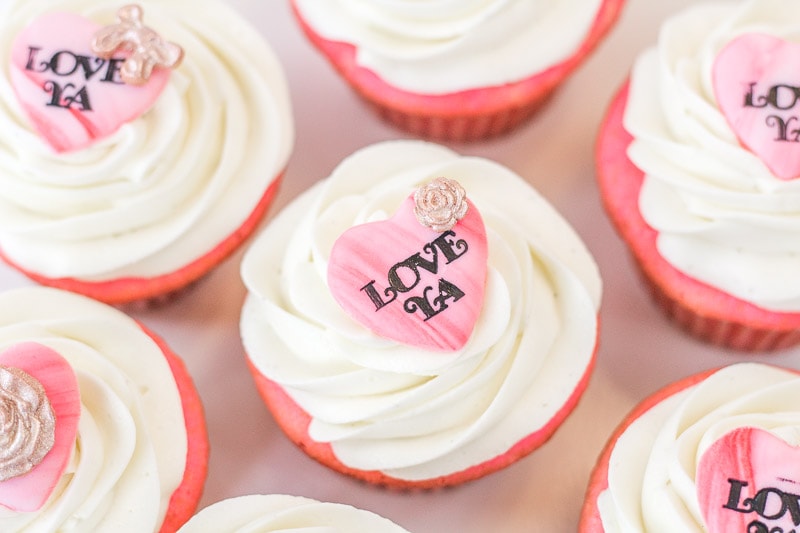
[5,1,800,531]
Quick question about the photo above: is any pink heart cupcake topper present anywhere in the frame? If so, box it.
[697,427,800,532]
[713,33,800,180]
[9,6,182,152]
[328,178,488,352]
[0,342,80,512]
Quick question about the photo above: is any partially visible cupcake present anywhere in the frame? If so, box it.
[290,0,625,141]
[597,0,800,351]
[178,495,409,532]
[240,140,602,489]
[0,286,208,532]
[0,0,293,305]
[581,363,800,532]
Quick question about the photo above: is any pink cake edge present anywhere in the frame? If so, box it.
[244,321,600,490]
[0,171,284,306]
[140,322,210,533]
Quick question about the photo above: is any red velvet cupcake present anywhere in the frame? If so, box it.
[596,1,800,351]
[0,0,293,305]
[581,363,800,532]
[0,286,208,532]
[240,140,601,489]
[290,0,625,141]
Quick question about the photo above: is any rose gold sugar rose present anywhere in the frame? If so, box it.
[91,4,183,86]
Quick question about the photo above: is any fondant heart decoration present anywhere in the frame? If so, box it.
[696,427,800,532]
[328,180,488,352]
[713,33,800,180]
[0,342,80,512]
[9,10,174,152]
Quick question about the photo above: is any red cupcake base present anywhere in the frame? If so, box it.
[291,0,626,142]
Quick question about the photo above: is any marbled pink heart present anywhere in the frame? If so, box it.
[697,427,800,532]
[0,342,80,512]
[328,195,488,352]
[714,33,800,179]
[10,11,170,152]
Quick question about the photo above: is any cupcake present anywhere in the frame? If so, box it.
[178,495,409,532]
[290,0,625,141]
[580,363,800,532]
[0,0,293,305]
[0,286,208,531]
[240,140,602,489]
[597,0,800,351]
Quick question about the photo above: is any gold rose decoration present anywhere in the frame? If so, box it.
[0,366,56,481]
[413,177,469,232]
[92,4,184,86]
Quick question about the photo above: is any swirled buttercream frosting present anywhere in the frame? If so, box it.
[0,287,187,532]
[0,0,293,280]
[292,0,603,94]
[240,140,601,481]
[625,0,800,312]
[596,363,800,532]
[178,494,410,532]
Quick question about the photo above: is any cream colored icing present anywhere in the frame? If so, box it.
[0,0,293,280]
[596,363,800,532]
[626,0,800,312]
[292,0,603,94]
[0,287,187,532]
[240,140,601,481]
[178,494,410,532]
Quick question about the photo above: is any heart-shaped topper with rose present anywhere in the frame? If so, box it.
[713,33,800,179]
[696,426,800,532]
[9,5,182,152]
[327,178,488,352]
[0,342,80,513]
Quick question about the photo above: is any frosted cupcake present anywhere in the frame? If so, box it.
[178,495,409,532]
[597,0,800,350]
[581,363,800,532]
[0,0,293,305]
[290,0,625,141]
[0,286,208,532]
[240,140,602,489]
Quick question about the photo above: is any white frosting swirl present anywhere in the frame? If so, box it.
[178,494,410,532]
[626,0,800,312]
[0,287,188,532]
[596,363,800,532]
[0,0,293,280]
[240,140,601,481]
[292,0,603,94]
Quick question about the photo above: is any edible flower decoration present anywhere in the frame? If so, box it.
[92,4,184,86]
[0,343,80,513]
[0,366,55,482]
[413,177,469,232]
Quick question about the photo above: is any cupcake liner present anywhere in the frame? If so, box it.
[371,96,552,143]
[597,83,800,352]
[634,260,800,352]
[291,0,626,142]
